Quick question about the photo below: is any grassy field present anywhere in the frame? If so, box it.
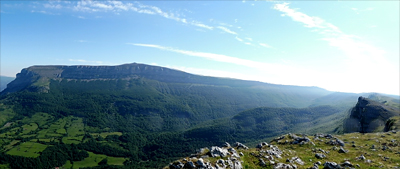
[90,132,123,138]
[6,141,48,158]
[63,117,85,144]
[0,164,10,169]
[65,151,127,169]
[0,113,129,169]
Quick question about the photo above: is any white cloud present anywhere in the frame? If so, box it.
[245,37,253,41]
[44,3,62,9]
[217,26,237,35]
[235,37,243,42]
[259,43,272,48]
[274,3,336,29]
[190,21,213,30]
[71,1,214,30]
[31,10,59,15]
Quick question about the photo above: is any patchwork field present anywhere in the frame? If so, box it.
[0,113,129,169]
[6,141,48,158]
[63,151,127,169]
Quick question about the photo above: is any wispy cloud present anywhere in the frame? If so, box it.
[259,43,272,48]
[44,3,62,9]
[31,10,59,15]
[217,26,237,35]
[71,1,213,30]
[235,37,243,42]
[245,37,253,41]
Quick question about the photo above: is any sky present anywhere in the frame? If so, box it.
[1,1,399,95]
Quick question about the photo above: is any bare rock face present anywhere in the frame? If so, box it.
[344,97,400,133]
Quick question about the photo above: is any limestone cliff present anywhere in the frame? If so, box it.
[344,96,400,133]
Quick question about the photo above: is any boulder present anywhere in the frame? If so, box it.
[210,146,229,157]
[256,142,269,149]
[234,142,249,150]
[315,153,326,159]
[291,157,304,165]
[338,147,348,153]
[341,161,353,167]
[323,161,341,169]
[222,142,231,148]
[274,163,297,169]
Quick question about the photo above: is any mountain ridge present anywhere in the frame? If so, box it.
[1,63,330,96]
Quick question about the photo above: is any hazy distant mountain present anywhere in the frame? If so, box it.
[0,63,395,168]
[0,76,15,92]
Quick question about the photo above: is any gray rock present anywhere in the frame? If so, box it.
[323,161,341,169]
[210,146,229,157]
[274,163,297,169]
[338,146,349,153]
[196,158,206,167]
[357,155,366,160]
[259,158,266,167]
[315,153,326,159]
[273,136,286,142]
[291,156,304,165]
[336,138,345,146]
[228,147,240,158]
[223,142,231,148]
[234,142,249,150]
[341,161,353,167]
[256,142,269,149]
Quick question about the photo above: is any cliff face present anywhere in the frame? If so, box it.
[344,96,400,133]
[0,63,199,95]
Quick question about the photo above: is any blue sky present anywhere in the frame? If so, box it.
[1,1,399,95]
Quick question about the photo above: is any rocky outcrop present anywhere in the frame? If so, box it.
[344,96,400,133]
[169,142,247,169]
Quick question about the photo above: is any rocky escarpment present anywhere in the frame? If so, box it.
[344,96,400,133]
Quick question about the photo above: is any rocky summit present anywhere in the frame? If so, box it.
[166,131,400,169]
